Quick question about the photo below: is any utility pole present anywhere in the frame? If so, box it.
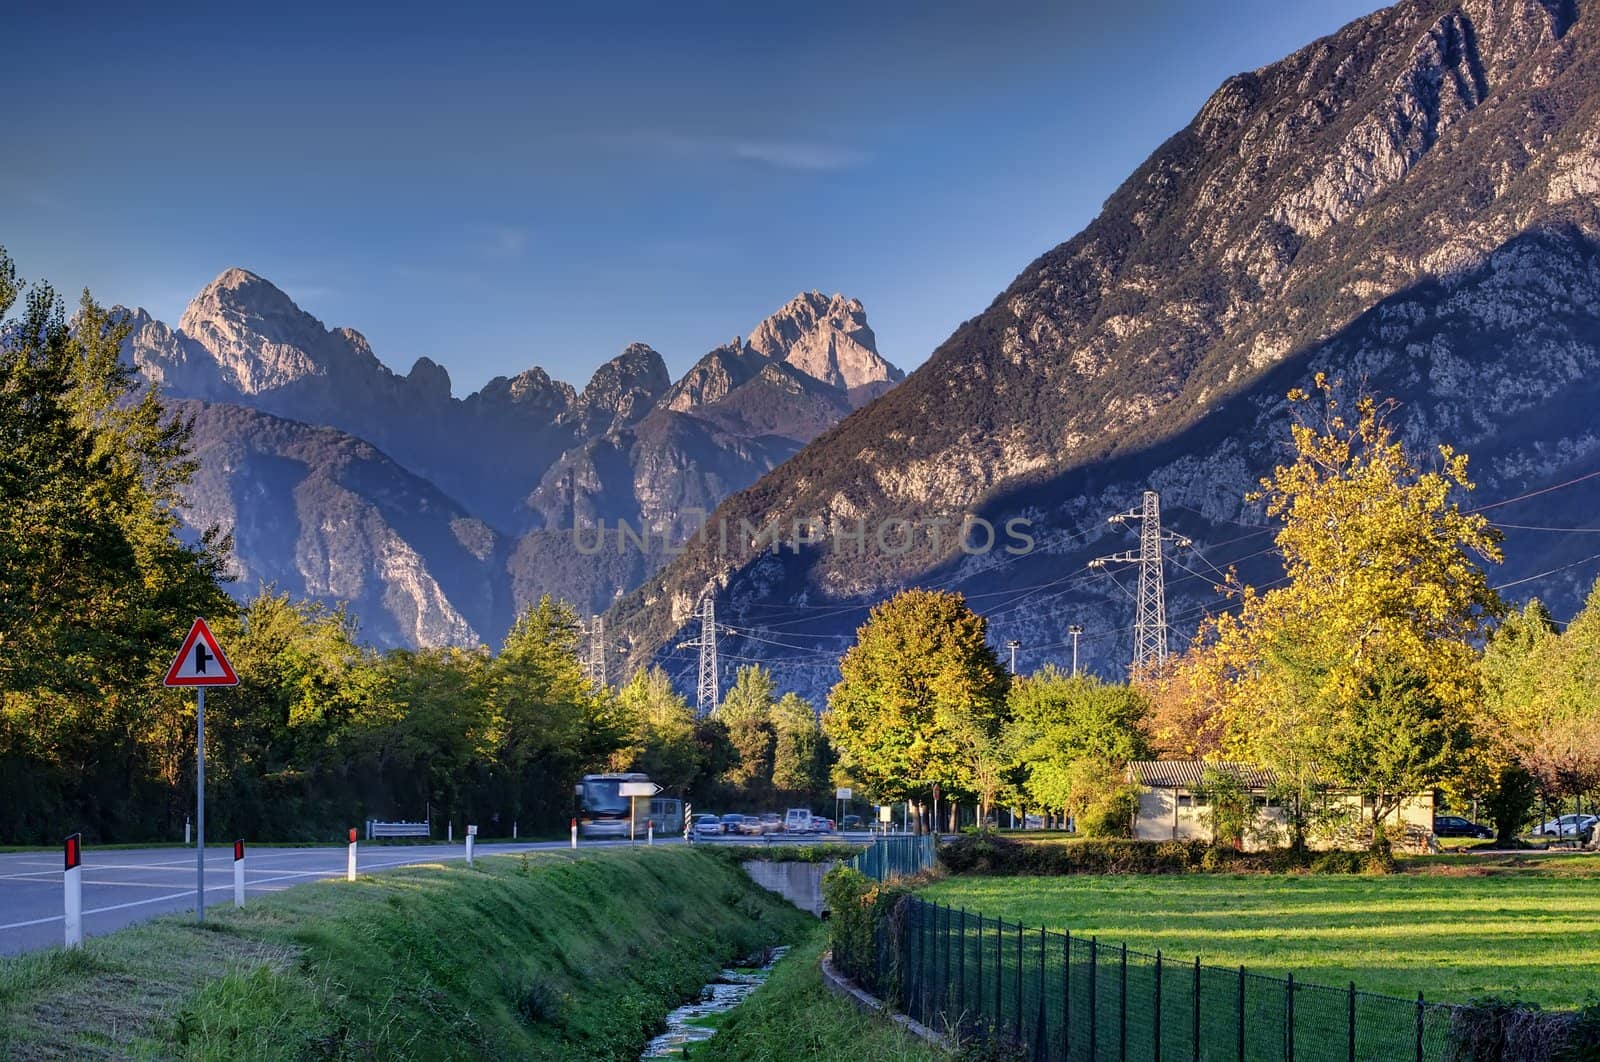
[1090,490,1189,676]
[586,614,608,690]
[675,590,720,716]
[1067,624,1083,676]
[1006,639,1020,675]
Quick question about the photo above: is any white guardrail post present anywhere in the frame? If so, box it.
[233,839,246,907]
[571,817,578,848]
[347,827,358,881]
[64,833,83,949]
[466,824,476,865]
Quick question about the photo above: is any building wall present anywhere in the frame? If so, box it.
[1131,787,1436,850]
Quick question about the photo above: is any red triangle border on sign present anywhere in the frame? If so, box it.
[163,618,239,687]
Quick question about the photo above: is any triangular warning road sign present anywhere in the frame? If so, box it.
[163,618,239,687]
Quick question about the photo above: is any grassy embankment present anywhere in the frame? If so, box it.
[0,846,812,1059]
[691,927,942,1062]
[922,852,1600,1007]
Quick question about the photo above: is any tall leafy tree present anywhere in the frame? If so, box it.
[824,588,1009,825]
[771,691,828,798]
[1177,378,1501,845]
[1005,667,1150,821]
[717,664,776,791]
[610,666,700,794]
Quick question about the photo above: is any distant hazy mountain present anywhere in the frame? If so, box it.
[121,277,901,645]
[613,0,1600,701]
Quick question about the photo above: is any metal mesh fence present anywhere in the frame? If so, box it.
[834,878,1464,1061]
[848,833,938,881]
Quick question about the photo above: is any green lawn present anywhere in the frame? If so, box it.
[921,855,1600,1008]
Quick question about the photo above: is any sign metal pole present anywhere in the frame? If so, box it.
[196,686,206,924]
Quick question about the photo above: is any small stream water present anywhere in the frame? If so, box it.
[639,945,790,1058]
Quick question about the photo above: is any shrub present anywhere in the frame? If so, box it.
[1078,785,1140,838]
[1448,996,1600,1060]
[936,834,1386,876]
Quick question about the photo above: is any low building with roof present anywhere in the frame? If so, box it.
[1125,760,1434,850]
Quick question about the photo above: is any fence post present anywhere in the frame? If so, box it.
[1063,930,1072,1062]
[977,913,985,1024]
[1415,992,1424,1062]
[1016,920,1024,1045]
[996,917,1003,1039]
[1347,981,1356,1062]
[1190,953,1203,1062]
[958,907,967,1023]
[1238,966,1246,1062]
[1193,956,1201,1062]
[1038,926,1047,1058]
[1120,943,1128,1062]
[1286,972,1295,1062]
[1089,937,1098,1062]
[945,904,954,1032]
[1154,950,1163,1062]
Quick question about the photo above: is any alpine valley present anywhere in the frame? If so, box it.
[612,0,1600,702]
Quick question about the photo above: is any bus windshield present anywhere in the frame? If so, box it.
[582,779,629,815]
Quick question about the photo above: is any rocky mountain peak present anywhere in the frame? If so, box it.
[570,342,671,434]
[744,289,901,400]
[406,356,453,399]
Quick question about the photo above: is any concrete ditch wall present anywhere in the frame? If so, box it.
[741,860,841,917]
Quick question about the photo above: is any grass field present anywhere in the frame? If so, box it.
[921,854,1600,1008]
[0,847,812,1059]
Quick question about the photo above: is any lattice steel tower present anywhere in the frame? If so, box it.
[675,593,720,716]
[695,595,718,716]
[586,614,608,690]
[1090,490,1190,675]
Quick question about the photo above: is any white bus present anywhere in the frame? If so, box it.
[576,773,652,839]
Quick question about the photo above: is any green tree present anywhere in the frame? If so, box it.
[824,589,1009,828]
[1178,378,1501,847]
[717,664,776,792]
[1005,667,1150,822]
[771,692,827,797]
[0,252,231,842]
[611,667,699,794]
[485,597,622,830]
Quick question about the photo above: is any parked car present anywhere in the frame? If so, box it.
[693,814,724,837]
[739,815,764,835]
[1536,814,1598,838]
[814,818,834,833]
[841,814,863,831]
[784,808,814,833]
[1432,815,1493,839]
[721,814,746,835]
[759,813,783,834]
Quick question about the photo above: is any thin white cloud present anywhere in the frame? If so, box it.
[613,131,866,173]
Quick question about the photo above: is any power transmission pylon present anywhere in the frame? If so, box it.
[586,614,608,690]
[675,593,720,716]
[1090,490,1189,676]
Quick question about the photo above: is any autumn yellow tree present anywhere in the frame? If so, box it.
[1179,377,1502,844]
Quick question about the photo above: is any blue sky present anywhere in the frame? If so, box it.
[2,1,1382,395]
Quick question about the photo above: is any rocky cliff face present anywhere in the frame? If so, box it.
[124,280,900,644]
[613,0,1600,701]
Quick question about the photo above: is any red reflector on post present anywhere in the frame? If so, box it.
[64,833,81,871]
[348,828,357,843]
[234,839,244,861]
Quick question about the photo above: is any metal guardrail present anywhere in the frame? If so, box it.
[365,820,430,839]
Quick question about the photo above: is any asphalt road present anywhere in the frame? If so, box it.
[0,833,865,956]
